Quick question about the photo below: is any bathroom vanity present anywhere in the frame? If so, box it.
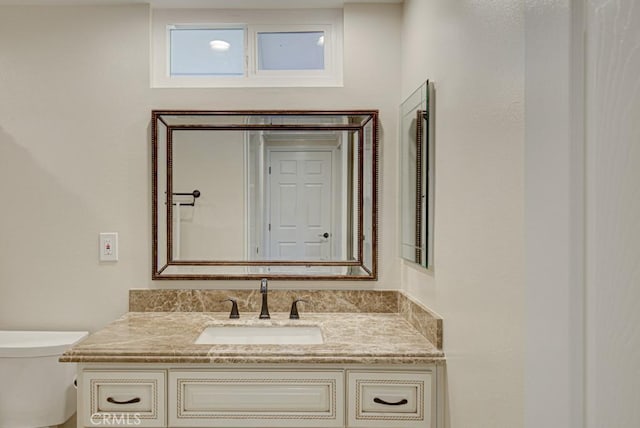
[61,290,445,428]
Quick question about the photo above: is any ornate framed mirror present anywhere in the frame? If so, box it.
[152,110,378,280]
[400,81,434,269]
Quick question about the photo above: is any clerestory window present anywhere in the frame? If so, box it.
[152,9,343,88]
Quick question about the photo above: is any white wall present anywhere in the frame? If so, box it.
[523,1,585,427]
[0,5,151,332]
[584,0,640,426]
[401,0,640,427]
[0,3,402,332]
[496,0,640,426]
[400,0,525,427]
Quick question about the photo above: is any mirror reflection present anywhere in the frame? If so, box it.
[152,111,378,280]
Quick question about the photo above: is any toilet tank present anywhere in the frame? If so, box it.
[0,330,88,428]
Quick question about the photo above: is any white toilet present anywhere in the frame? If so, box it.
[0,330,88,428]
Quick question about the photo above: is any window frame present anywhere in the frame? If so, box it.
[151,9,343,88]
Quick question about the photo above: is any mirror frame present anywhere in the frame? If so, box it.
[152,110,378,280]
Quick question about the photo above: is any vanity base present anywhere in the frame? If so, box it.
[76,363,444,428]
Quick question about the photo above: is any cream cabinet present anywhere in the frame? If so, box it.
[169,370,344,427]
[347,371,433,428]
[81,370,166,427]
[77,365,442,428]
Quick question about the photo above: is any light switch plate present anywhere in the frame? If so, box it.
[99,232,118,262]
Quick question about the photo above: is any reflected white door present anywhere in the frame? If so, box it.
[268,150,332,260]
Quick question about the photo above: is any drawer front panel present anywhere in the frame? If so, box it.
[82,371,166,428]
[361,384,419,413]
[184,382,331,412]
[169,370,345,427]
[347,371,432,428]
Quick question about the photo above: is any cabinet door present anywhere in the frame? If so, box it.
[169,370,345,427]
[347,371,433,428]
[81,370,166,427]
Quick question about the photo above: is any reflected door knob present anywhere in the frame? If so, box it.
[320,232,330,238]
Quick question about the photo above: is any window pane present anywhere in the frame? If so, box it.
[170,28,245,76]
[257,31,325,71]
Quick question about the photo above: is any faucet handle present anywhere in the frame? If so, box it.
[221,298,240,319]
[289,299,309,320]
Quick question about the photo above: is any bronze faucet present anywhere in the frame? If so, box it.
[259,278,270,319]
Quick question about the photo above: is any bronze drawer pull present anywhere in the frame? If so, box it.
[106,397,141,405]
[373,397,408,406]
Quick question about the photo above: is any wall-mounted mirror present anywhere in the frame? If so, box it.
[152,110,378,280]
[400,81,434,269]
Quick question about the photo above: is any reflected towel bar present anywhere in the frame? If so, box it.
[170,189,201,206]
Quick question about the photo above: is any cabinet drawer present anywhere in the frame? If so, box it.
[169,370,345,427]
[82,371,166,427]
[347,371,432,428]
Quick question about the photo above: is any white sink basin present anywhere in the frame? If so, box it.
[195,325,324,345]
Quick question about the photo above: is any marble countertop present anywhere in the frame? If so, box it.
[60,312,444,365]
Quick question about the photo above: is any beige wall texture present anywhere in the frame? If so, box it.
[401,0,640,427]
[0,3,402,333]
[399,0,525,427]
[584,0,640,426]
[523,0,582,427]
[0,5,151,332]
